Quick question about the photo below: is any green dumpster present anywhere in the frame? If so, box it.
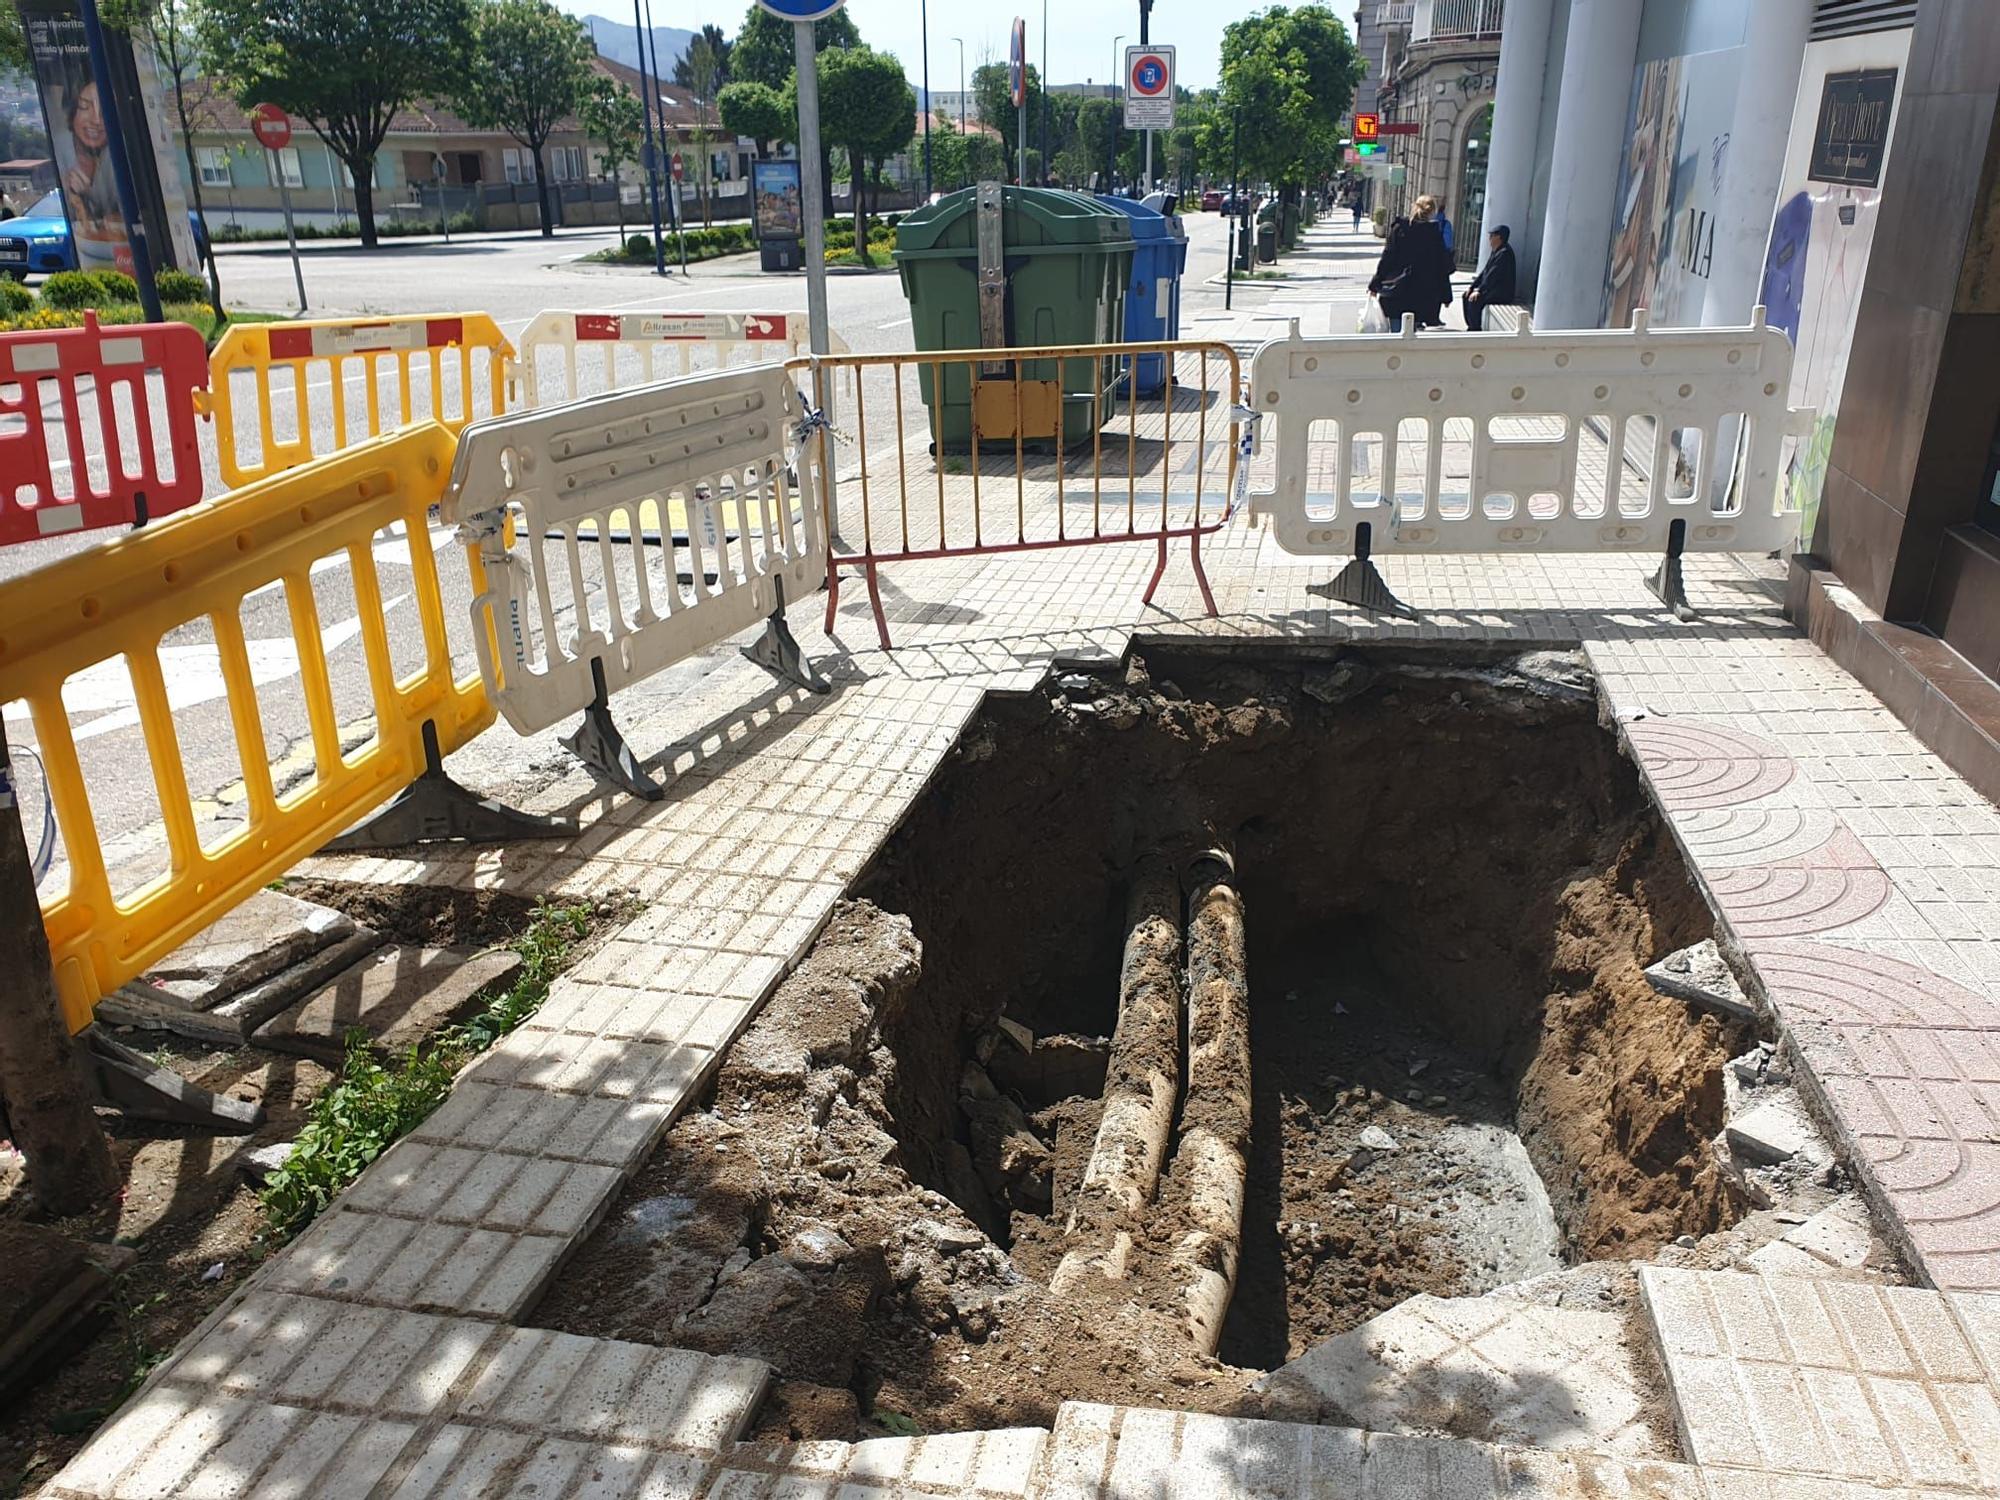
[894,184,1134,450]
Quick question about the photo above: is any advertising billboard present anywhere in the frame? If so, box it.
[752,159,802,241]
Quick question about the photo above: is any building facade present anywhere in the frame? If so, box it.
[1373,0,1502,268]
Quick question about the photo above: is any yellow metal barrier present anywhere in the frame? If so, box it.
[0,424,492,1032]
[202,313,513,489]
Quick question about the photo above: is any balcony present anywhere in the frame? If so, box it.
[1376,1,1414,26]
[1412,0,1504,41]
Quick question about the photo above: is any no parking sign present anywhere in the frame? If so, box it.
[1124,45,1175,130]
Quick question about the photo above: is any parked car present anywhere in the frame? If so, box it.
[1201,189,1223,212]
[0,190,209,279]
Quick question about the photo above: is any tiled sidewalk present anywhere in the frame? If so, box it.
[44,220,2000,1496]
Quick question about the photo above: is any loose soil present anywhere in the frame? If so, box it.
[539,646,1751,1440]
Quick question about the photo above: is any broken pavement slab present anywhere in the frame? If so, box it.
[100,930,384,1045]
[1645,939,1757,1023]
[1254,1293,1671,1459]
[1724,1095,1825,1168]
[134,888,361,1006]
[254,945,524,1064]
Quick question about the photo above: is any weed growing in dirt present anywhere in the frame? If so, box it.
[257,900,594,1239]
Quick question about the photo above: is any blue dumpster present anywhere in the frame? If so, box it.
[1095,195,1187,396]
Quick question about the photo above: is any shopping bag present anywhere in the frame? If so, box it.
[1357,297,1391,334]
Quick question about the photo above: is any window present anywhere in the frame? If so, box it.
[341,159,380,189]
[196,146,231,188]
[502,148,524,184]
[550,146,584,182]
[266,147,302,189]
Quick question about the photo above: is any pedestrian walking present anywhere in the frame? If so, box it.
[1368,194,1453,329]
[1462,224,1518,331]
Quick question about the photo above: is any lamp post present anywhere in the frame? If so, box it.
[951,37,966,188]
[921,0,932,199]
[1110,35,1124,191]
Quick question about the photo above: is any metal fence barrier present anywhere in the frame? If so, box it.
[0,424,515,1035]
[203,313,513,489]
[1246,310,1812,616]
[442,361,829,799]
[510,309,851,407]
[1,314,210,547]
[790,339,1248,650]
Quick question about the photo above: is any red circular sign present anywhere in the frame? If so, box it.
[1130,52,1170,96]
[671,154,685,182]
[250,103,292,151]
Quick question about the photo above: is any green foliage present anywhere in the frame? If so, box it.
[626,232,655,258]
[582,75,647,184]
[818,45,914,257]
[38,272,108,310]
[258,900,594,1239]
[0,278,32,314]
[972,60,1044,175]
[453,0,595,235]
[198,0,476,247]
[672,21,731,91]
[155,268,208,302]
[719,80,791,154]
[729,2,859,90]
[91,270,140,302]
[1208,5,1363,199]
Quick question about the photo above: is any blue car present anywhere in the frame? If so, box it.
[0,189,210,278]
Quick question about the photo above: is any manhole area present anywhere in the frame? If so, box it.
[537,647,1752,1439]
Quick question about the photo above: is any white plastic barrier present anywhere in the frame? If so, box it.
[1247,311,1811,561]
[442,364,826,761]
[510,309,851,407]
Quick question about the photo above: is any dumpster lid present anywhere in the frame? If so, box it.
[895,184,1134,258]
[1093,194,1173,242]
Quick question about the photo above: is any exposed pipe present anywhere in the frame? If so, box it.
[1051,858,1183,1294]
[1170,848,1251,1355]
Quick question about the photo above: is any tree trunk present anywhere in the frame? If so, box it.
[611,158,625,240]
[849,145,866,264]
[532,147,553,238]
[0,720,119,1217]
[172,99,226,331]
[351,162,379,249]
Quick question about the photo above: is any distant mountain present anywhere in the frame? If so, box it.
[581,15,696,75]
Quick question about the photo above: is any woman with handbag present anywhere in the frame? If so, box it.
[1367,195,1454,330]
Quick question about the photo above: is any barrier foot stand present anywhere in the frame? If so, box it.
[1306,524,1417,619]
[325,721,577,850]
[564,657,665,801]
[744,575,833,692]
[1645,518,1696,621]
[80,1027,263,1131]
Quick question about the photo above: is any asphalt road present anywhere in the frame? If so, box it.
[6,209,1265,893]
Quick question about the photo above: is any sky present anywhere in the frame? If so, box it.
[553,0,1239,93]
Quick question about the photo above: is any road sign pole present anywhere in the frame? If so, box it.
[1019,98,1027,184]
[269,151,306,313]
[792,15,836,536]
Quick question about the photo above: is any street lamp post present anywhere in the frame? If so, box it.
[921,0,932,199]
[1110,35,1124,191]
[951,37,966,188]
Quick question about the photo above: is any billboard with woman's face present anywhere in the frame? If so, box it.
[19,0,199,275]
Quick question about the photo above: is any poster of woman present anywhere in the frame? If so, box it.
[21,1,129,272]
[753,160,802,242]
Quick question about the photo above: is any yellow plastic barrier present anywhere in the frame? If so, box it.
[0,424,492,1032]
[202,313,513,489]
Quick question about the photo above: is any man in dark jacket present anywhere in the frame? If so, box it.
[1462,225,1517,330]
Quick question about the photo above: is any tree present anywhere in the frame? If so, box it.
[680,27,725,225]
[0,722,120,1217]
[718,80,789,157]
[581,75,644,239]
[106,0,227,318]
[0,11,28,73]
[453,0,595,239]
[672,21,729,90]
[972,60,1043,181]
[199,0,474,249]
[817,45,912,262]
[1214,5,1362,247]
[729,3,858,90]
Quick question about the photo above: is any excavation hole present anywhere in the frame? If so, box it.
[538,646,1755,1442]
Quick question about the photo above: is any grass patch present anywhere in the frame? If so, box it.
[0,302,286,337]
[257,899,595,1240]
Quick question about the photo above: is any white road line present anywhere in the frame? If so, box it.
[876,317,912,330]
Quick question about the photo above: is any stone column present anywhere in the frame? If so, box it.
[1531,0,1643,328]
[1478,0,1555,278]
[1701,0,1812,329]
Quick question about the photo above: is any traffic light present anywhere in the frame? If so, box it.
[1354,112,1379,144]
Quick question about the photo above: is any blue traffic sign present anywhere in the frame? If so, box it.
[755,0,846,18]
